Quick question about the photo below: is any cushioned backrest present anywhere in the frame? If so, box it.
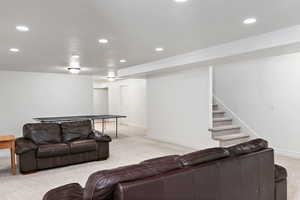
[178,148,230,167]
[83,160,182,200]
[23,123,62,145]
[227,138,268,156]
[114,149,275,200]
[114,168,195,200]
[61,120,92,142]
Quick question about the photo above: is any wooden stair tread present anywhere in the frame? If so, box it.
[213,133,249,141]
[209,125,240,132]
[213,117,232,122]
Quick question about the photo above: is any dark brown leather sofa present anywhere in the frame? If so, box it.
[43,139,287,200]
[15,120,111,174]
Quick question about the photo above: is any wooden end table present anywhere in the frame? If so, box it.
[0,135,16,175]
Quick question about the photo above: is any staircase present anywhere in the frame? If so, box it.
[210,103,250,147]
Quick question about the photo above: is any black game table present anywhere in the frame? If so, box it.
[34,115,127,138]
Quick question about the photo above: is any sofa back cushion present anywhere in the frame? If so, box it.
[141,155,180,165]
[23,123,62,145]
[84,160,182,200]
[178,148,230,167]
[61,120,92,142]
[114,148,275,200]
[227,138,268,156]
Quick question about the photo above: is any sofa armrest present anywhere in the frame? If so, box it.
[43,183,83,200]
[95,135,112,143]
[275,164,287,200]
[90,130,112,143]
[91,132,111,160]
[275,164,287,182]
[15,137,37,154]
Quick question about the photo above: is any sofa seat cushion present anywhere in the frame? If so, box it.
[178,148,230,167]
[227,139,268,156]
[69,140,97,154]
[37,143,70,158]
[275,164,287,182]
[61,120,92,142]
[23,123,62,145]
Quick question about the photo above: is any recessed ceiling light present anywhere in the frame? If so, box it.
[174,0,188,3]
[243,18,257,25]
[155,47,164,52]
[16,25,29,32]
[98,39,109,44]
[9,48,20,52]
[120,59,127,63]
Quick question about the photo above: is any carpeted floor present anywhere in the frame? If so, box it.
[0,124,299,200]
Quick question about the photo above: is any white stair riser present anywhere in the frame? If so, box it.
[212,128,241,136]
[213,120,233,127]
[219,137,249,147]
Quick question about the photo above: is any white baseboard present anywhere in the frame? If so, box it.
[274,148,300,159]
[121,122,147,130]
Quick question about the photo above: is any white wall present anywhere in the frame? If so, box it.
[94,79,147,128]
[147,67,217,150]
[0,71,93,140]
[214,52,300,158]
[93,88,109,114]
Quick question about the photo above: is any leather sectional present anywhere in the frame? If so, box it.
[43,139,287,200]
[15,120,111,173]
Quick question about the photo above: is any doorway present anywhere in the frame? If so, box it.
[93,88,109,114]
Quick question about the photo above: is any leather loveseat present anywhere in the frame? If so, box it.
[15,120,111,173]
[43,139,287,200]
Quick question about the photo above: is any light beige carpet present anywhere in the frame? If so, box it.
[0,125,299,200]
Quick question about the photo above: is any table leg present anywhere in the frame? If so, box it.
[92,119,95,130]
[116,118,118,138]
[102,119,105,134]
[10,141,16,175]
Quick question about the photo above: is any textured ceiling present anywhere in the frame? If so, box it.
[1,0,300,75]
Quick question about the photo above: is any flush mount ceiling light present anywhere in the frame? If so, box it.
[67,67,81,74]
[68,63,81,74]
[16,25,29,32]
[72,55,80,58]
[68,56,81,74]
[243,18,257,25]
[120,59,127,63]
[107,77,116,82]
[9,48,20,52]
[174,0,188,3]
[98,38,109,44]
[105,71,122,82]
[155,47,164,52]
